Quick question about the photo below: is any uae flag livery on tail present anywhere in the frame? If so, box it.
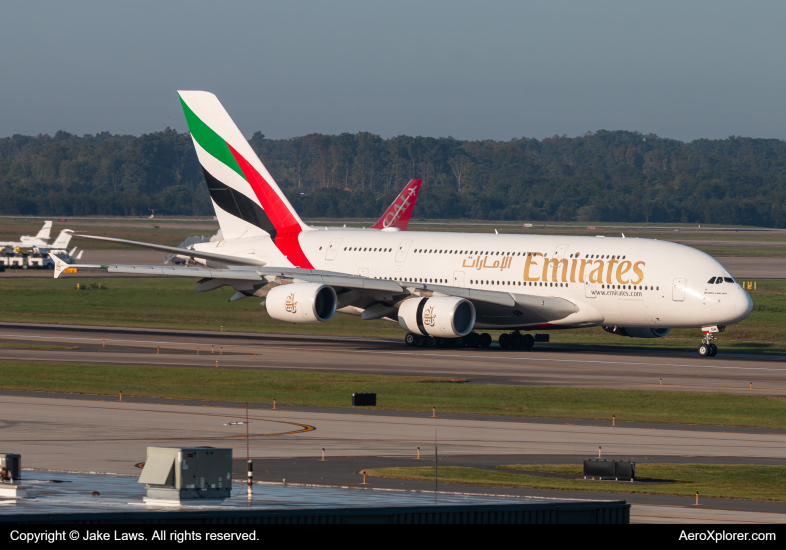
[178,91,313,268]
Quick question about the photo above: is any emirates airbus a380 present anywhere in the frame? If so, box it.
[52,91,753,357]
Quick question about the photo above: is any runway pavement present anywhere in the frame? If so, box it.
[1,322,785,395]
[5,392,784,475]
[2,393,784,523]
[716,257,786,279]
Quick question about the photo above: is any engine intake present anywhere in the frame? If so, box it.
[266,283,337,324]
[398,297,476,338]
[603,326,671,339]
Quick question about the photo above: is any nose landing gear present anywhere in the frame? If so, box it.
[698,341,717,357]
[698,326,724,357]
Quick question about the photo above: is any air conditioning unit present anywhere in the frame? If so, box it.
[138,447,232,502]
[0,454,21,480]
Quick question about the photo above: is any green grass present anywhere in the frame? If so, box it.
[0,277,404,337]
[0,278,784,353]
[2,363,786,428]
[363,464,786,501]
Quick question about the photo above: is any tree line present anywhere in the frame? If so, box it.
[1,127,785,226]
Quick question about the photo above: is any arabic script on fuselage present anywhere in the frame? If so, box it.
[461,253,645,284]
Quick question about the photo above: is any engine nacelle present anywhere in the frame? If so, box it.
[266,283,337,324]
[603,326,671,339]
[398,297,476,338]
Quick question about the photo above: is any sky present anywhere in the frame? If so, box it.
[1,0,784,142]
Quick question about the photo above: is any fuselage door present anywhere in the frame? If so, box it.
[584,280,597,298]
[672,278,686,302]
[453,271,465,287]
[553,244,569,259]
[395,239,413,263]
[325,238,342,261]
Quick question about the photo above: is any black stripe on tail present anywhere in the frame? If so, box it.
[202,167,277,238]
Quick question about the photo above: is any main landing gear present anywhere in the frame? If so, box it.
[404,332,492,348]
[404,331,535,350]
[499,331,535,350]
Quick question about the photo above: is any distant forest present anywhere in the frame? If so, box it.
[1,128,785,226]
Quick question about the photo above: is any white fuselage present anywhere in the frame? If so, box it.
[195,229,753,330]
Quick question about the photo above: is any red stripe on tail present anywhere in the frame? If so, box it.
[227,143,313,269]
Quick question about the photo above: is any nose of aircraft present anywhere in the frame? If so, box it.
[735,288,753,321]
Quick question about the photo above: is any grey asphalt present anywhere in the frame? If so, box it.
[2,392,783,523]
[3,388,784,436]
[715,257,786,279]
[2,322,785,396]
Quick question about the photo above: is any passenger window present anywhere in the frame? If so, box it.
[707,277,716,284]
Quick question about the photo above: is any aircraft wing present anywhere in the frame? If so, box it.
[50,253,577,321]
[49,253,265,280]
[72,234,267,267]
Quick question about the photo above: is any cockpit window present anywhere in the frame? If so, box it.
[716,277,723,284]
[724,277,735,283]
[707,277,716,284]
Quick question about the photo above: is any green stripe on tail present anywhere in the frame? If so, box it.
[178,93,246,181]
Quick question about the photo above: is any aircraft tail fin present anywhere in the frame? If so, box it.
[51,229,73,249]
[177,91,308,241]
[371,179,422,230]
[35,221,53,240]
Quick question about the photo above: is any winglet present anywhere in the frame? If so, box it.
[49,252,103,278]
[371,179,422,230]
[50,253,72,278]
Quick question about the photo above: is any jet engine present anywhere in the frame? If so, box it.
[265,283,337,324]
[603,326,671,338]
[398,297,476,338]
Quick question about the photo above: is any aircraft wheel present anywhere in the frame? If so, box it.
[415,335,426,347]
[405,333,417,346]
[698,344,711,356]
[427,336,438,348]
[709,344,718,356]
[499,333,512,349]
[511,333,524,349]
[479,333,492,348]
[453,336,464,347]
[465,332,479,347]
[522,334,535,349]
